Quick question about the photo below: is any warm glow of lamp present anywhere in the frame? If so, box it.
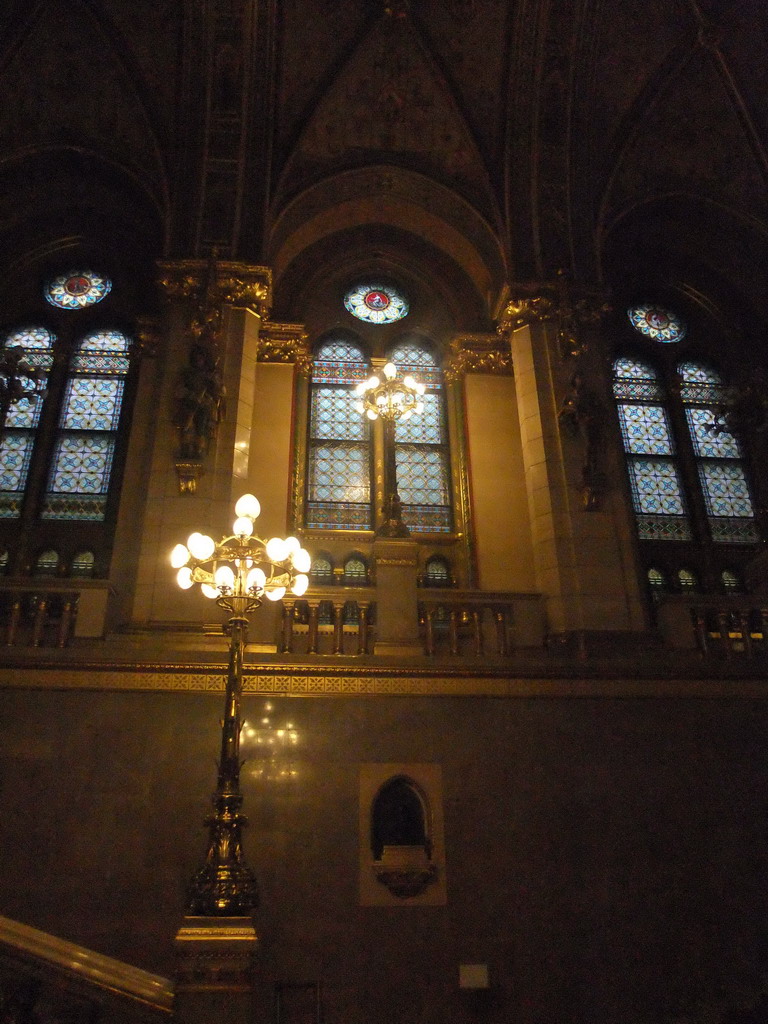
[266,537,288,562]
[233,516,254,537]
[214,565,235,591]
[265,586,285,601]
[291,574,309,597]
[292,548,311,573]
[234,493,261,519]
[171,543,190,568]
[188,532,215,560]
[177,566,194,589]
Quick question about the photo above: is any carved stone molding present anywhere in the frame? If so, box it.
[498,272,611,359]
[258,321,311,371]
[158,258,272,321]
[445,333,512,381]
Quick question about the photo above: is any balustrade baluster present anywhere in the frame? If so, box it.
[716,609,731,658]
[691,606,707,657]
[31,597,48,647]
[281,601,296,654]
[58,597,76,648]
[448,608,459,656]
[6,598,22,647]
[423,607,435,657]
[307,602,320,654]
[494,608,508,656]
[472,609,483,657]
[333,602,345,655]
[357,602,370,656]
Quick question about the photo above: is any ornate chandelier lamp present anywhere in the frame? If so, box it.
[0,344,47,441]
[353,362,425,537]
[171,493,311,915]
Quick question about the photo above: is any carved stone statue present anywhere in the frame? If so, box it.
[176,344,226,461]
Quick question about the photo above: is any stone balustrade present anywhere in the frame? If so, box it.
[0,580,111,646]
[656,594,768,657]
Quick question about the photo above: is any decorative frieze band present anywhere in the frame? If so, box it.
[258,321,311,371]
[444,333,513,381]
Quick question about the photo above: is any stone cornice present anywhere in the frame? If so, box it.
[157,258,272,319]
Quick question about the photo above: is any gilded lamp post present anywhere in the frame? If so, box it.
[353,362,425,537]
[171,494,311,915]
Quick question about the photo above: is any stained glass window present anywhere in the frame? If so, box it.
[71,550,95,578]
[34,549,59,576]
[0,327,55,518]
[424,555,452,587]
[310,555,334,583]
[344,556,368,583]
[45,271,112,310]
[389,342,452,533]
[627,305,686,343]
[678,361,758,544]
[344,283,409,325]
[612,358,691,541]
[42,330,131,520]
[306,339,372,530]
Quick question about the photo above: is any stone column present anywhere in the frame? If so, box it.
[498,279,645,639]
[373,538,422,656]
[129,258,272,625]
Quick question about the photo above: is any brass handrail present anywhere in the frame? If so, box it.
[0,914,174,1013]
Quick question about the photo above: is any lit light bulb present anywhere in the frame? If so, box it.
[170,543,190,568]
[415,401,424,415]
[284,536,301,555]
[201,583,220,599]
[233,516,254,537]
[403,375,416,390]
[176,567,194,589]
[266,537,288,562]
[246,566,266,592]
[292,548,311,573]
[291,573,309,597]
[382,362,397,379]
[401,409,412,420]
[366,409,378,420]
[265,586,286,601]
[234,493,261,519]
[353,381,367,396]
[187,532,215,560]
[214,565,235,591]
[354,400,365,414]
[366,375,380,391]
[416,382,426,395]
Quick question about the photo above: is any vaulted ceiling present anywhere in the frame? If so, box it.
[0,0,765,331]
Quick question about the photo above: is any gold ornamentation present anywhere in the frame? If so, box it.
[558,370,607,510]
[132,317,160,358]
[157,258,272,319]
[258,322,311,371]
[498,271,611,359]
[175,462,204,494]
[445,333,513,381]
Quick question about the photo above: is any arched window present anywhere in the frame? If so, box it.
[371,776,430,861]
[678,361,758,544]
[306,338,372,530]
[343,555,368,584]
[423,555,452,587]
[309,554,334,584]
[70,550,95,578]
[34,549,59,577]
[42,329,131,520]
[612,357,691,541]
[0,266,137,575]
[388,342,452,534]
[0,327,55,518]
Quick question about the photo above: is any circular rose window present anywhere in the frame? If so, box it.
[344,283,409,324]
[45,270,112,310]
[627,304,686,343]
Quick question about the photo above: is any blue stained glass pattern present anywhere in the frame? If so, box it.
[628,305,686,343]
[60,378,125,431]
[698,461,755,518]
[387,343,442,388]
[312,340,368,385]
[344,284,408,325]
[617,404,674,455]
[612,358,663,401]
[311,387,367,441]
[6,326,55,350]
[394,393,445,444]
[308,442,370,505]
[396,446,450,507]
[0,433,34,492]
[678,361,724,404]
[628,458,687,516]
[47,435,115,495]
[45,271,112,310]
[685,408,741,458]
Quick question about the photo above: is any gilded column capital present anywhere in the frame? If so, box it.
[497,273,611,358]
[444,333,512,382]
[258,321,312,373]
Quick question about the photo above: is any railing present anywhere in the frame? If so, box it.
[0,915,172,1022]
[657,595,768,657]
[278,588,546,658]
[0,581,111,646]
[419,589,545,657]
[280,587,375,655]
